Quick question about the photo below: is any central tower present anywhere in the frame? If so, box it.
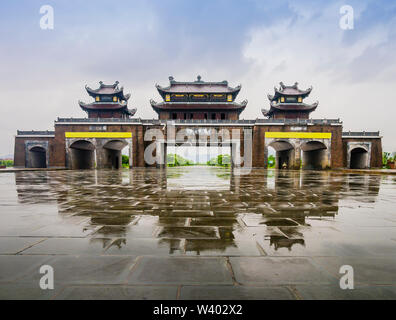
[263,82,318,119]
[79,81,136,119]
[150,76,247,120]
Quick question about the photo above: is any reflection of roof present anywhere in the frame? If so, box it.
[267,82,312,101]
[155,75,241,99]
[150,99,248,113]
[262,101,318,117]
[78,101,136,116]
[85,81,131,101]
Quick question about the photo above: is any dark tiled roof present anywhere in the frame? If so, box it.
[267,82,312,101]
[262,102,318,117]
[150,100,247,114]
[156,76,241,95]
[85,81,131,101]
[79,101,136,116]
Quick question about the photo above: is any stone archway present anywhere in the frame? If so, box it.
[102,140,129,169]
[268,140,295,169]
[301,140,328,170]
[350,147,369,169]
[346,142,371,169]
[69,140,95,169]
[28,146,47,168]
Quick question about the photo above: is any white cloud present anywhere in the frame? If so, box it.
[240,1,396,151]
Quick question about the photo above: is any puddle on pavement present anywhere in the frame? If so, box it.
[0,167,395,257]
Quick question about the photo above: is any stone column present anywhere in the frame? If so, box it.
[294,145,301,170]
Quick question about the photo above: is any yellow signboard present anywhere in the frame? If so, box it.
[265,132,331,139]
[65,132,132,138]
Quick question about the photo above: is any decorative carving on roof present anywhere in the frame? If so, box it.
[268,82,313,101]
[155,76,241,95]
[264,82,319,119]
[85,81,131,101]
[79,82,135,118]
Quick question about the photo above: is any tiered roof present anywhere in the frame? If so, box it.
[85,81,131,101]
[262,82,318,118]
[151,76,247,114]
[155,75,241,97]
[79,81,136,117]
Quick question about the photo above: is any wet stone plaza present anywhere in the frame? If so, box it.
[0,167,396,300]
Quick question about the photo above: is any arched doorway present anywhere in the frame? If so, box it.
[103,140,129,169]
[28,146,47,168]
[301,141,327,170]
[350,147,369,169]
[69,140,95,169]
[268,140,295,169]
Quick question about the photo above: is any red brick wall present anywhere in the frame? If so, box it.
[251,125,343,168]
[14,137,55,167]
[342,138,382,168]
[52,124,145,167]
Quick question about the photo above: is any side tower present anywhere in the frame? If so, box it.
[263,82,318,119]
[79,81,136,118]
[150,76,247,120]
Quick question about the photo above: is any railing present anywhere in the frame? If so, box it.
[55,117,342,125]
[56,117,142,123]
[342,131,380,137]
[256,118,342,125]
[17,130,55,135]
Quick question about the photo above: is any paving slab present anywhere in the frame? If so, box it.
[18,255,137,285]
[229,257,335,285]
[312,257,396,285]
[295,284,396,300]
[105,238,184,255]
[127,257,233,285]
[0,237,45,254]
[0,283,63,300]
[185,239,263,256]
[55,285,178,300]
[180,285,295,300]
[20,238,110,255]
[0,255,53,282]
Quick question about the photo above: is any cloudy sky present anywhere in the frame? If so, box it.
[0,0,395,156]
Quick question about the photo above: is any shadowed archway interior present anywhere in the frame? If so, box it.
[350,147,369,169]
[268,140,295,169]
[69,140,95,169]
[301,141,327,170]
[28,146,46,168]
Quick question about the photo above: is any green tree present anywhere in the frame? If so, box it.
[383,152,391,168]
[0,160,13,167]
[207,154,231,167]
[167,154,194,167]
[122,155,129,168]
[268,155,275,168]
